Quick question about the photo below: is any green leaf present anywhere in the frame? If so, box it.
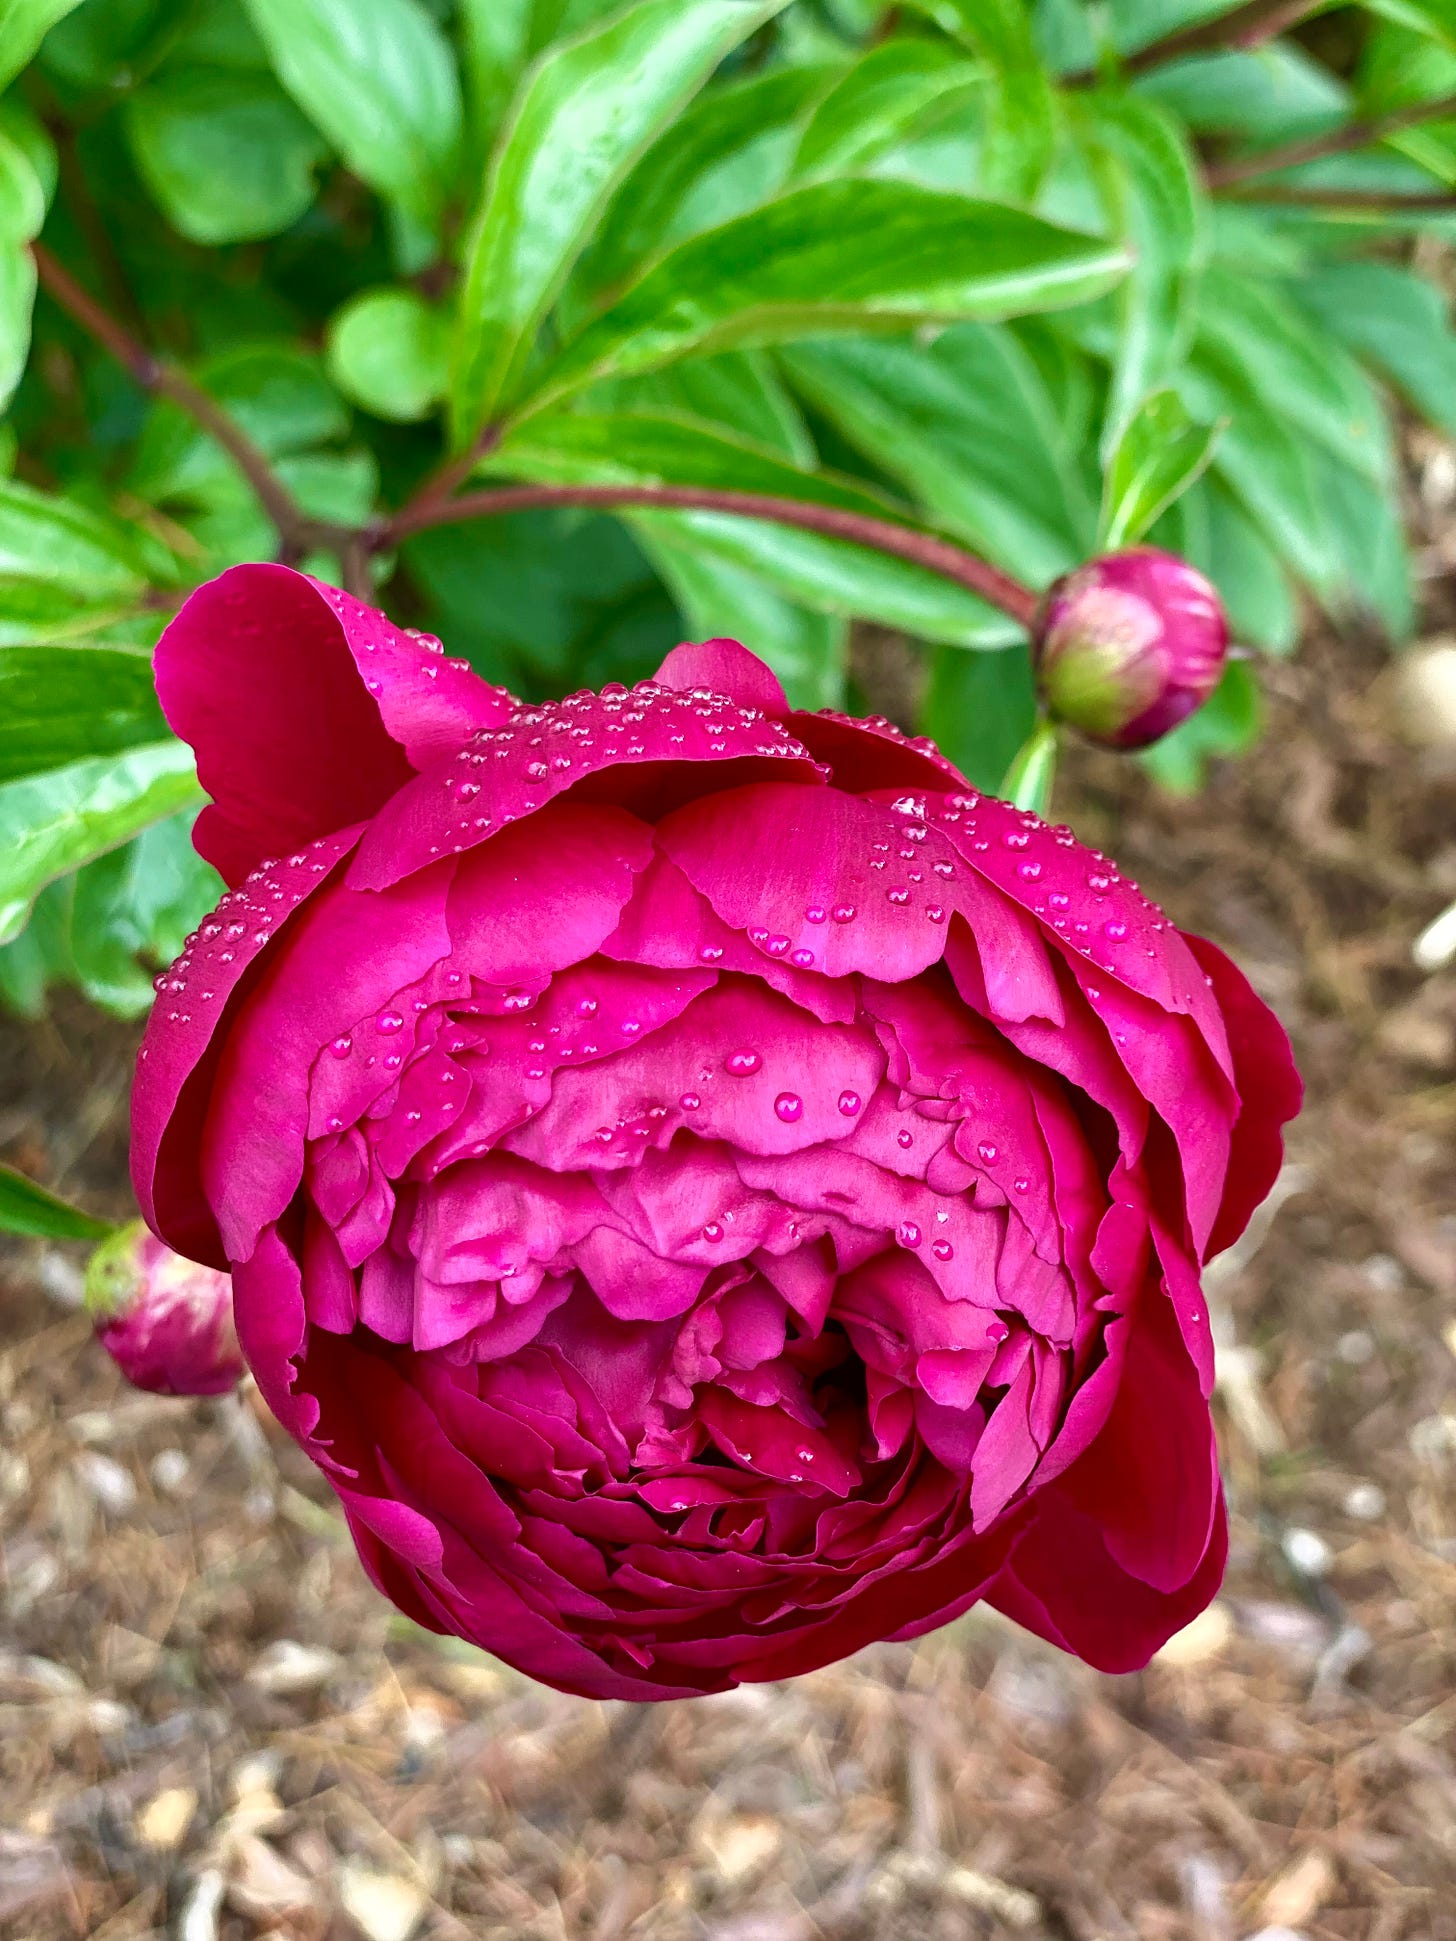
[902,0,1056,198]
[1101,386,1222,549]
[1192,475,1298,655]
[0,481,166,643]
[452,0,785,444]
[921,642,1037,793]
[1075,89,1205,452]
[326,287,448,422]
[0,1163,110,1241]
[131,343,350,504]
[459,0,533,140]
[592,350,815,463]
[1133,46,1350,143]
[631,505,1022,648]
[403,507,683,693]
[0,645,169,784]
[782,328,1093,585]
[1297,258,1456,434]
[525,180,1132,416]
[1001,715,1059,817]
[1362,0,1456,50]
[638,531,847,710]
[0,0,85,90]
[574,63,831,309]
[1139,659,1262,795]
[0,741,202,943]
[241,0,462,225]
[0,130,43,415]
[125,68,327,245]
[790,40,972,181]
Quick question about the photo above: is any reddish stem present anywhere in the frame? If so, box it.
[1208,90,1456,187]
[381,483,1041,629]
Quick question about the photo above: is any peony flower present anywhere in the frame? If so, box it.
[87,1218,242,1396]
[132,566,1298,1699]
[1034,547,1229,749]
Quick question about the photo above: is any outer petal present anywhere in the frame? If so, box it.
[654,637,790,717]
[1187,935,1302,1258]
[133,828,362,1265]
[349,681,823,892]
[156,566,514,883]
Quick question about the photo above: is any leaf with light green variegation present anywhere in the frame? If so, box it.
[241,0,462,225]
[0,481,173,643]
[523,180,1131,417]
[902,0,1056,198]
[0,0,85,90]
[0,646,170,784]
[452,0,787,443]
[0,741,202,944]
[790,40,972,181]
[1100,387,1222,549]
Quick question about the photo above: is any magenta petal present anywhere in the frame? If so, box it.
[200,864,453,1261]
[133,827,362,1265]
[658,783,964,983]
[155,566,512,884]
[447,802,653,984]
[1187,935,1302,1258]
[654,637,789,717]
[349,680,822,891]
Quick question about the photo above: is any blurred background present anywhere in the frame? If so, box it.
[0,0,1454,1935]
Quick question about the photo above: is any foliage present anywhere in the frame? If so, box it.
[2,0,1455,1017]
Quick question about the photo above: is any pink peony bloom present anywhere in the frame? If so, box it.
[87,1218,242,1396]
[1034,547,1229,750]
[132,566,1299,1699]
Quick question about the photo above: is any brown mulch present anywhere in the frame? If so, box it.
[2,594,1454,1940]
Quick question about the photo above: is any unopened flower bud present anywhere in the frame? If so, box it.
[1033,547,1228,750]
[85,1221,242,1397]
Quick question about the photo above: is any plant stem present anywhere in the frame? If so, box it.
[1214,185,1456,209]
[1001,718,1059,817]
[380,483,1041,629]
[1208,91,1456,187]
[30,242,352,563]
[1071,0,1324,80]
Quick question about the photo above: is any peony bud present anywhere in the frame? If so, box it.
[86,1221,242,1397]
[1033,547,1229,750]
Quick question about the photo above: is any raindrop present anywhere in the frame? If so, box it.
[1018,861,1042,882]
[805,905,827,925]
[837,1090,862,1117]
[679,1092,701,1112]
[725,1048,762,1077]
[1003,830,1029,850]
[926,906,945,924]
[977,1140,999,1165]
[702,1221,725,1243]
[329,1035,353,1059]
[1104,919,1128,942]
[887,887,910,906]
[898,1221,922,1248]
[376,1010,405,1035]
[774,1092,804,1123]
[1088,872,1112,895]
[932,1241,954,1262]
[1013,1177,1030,1194]
[897,1129,913,1149]
[831,904,856,924]
[790,948,815,968]
[698,943,725,964]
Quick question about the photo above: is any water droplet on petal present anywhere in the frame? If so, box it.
[790,948,815,968]
[932,1240,954,1262]
[805,905,827,925]
[1104,919,1128,942]
[1018,860,1042,882]
[897,1129,913,1149]
[679,1092,701,1112]
[831,904,856,924]
[774,1092,803,1123]
[898,1221,922,1248]
[725,1048,762,1077]
[977,1140,998,1165]
[376,1010,405,1035]
[1013,1176,1030,1194]
[702,1221,725,1244]
[837,1090,862,1117]
[329,1035,352,1059]
[698,943,725,964]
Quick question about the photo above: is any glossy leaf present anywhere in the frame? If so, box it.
[125,68,326,245]
[0,0,85,90]
[1298,258,1456,433]
[452,0,786,442]
[783,329,1093,587]
[0,1163,111,1240]
[241,0,462,224]
[592,351,814,464]
[526,180,1131,415]
[327,287,449,422]
[902,0,1056,198]
[0,129,43,414]
[1133,46,1350,143]
[790,40,972,181]
[0,481,168,643]
[921,642,1038,794]
[575,64,830,310]
[1101,386,1222,549]
[458,0,533,139]
[631,504,1022,648]
[0,645,170,783]
[0,740,202,943]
